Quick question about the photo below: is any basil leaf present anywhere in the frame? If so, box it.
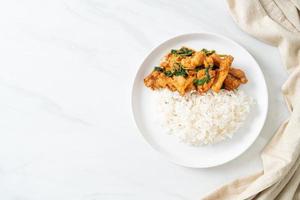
[201,48,215,56]
[193,77,208,86]
[205,67,211,80]
[170,49,177,54]
[162,63,188,77]
[173,63,188,77]
[153,66,164,72]
[171,47,194,57]
[164,71,173,77]
[194,67,212,86]
[173,69,188,77]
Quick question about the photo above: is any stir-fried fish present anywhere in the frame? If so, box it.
[211,55,233,92]
[181,51,206,69]
[195,68,216,94]
[144,47,248,95]
[229,67,248,83]
[223,67,248,91]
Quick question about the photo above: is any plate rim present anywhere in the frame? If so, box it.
[131,32,269,168]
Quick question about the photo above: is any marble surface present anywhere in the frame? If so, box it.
[0,0,289,199]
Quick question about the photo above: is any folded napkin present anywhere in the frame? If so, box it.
[204,0,300,199]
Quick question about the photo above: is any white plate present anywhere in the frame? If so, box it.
[131,33,268,168]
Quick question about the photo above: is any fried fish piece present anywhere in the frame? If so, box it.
[144,71,161,90]
[229,67,248,83]
[203,56,214,68]
[195,69,216,94]
[223,73,241,90]
[161,53,184,71]
[211,55,233,92]
[144,71,173,90]
[223,67,248,90]
[184,76,196,93]
[181,51,206,69]
[172,76,186,95]
[171,76,195,95]
[210,53,222,66]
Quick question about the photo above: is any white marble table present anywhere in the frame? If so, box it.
[0,0,289,199]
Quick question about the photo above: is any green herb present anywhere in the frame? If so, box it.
[194,67,211,86]
[164,71,173,77]
[171,49,177,54]
[173,63,188,77]
[162,63,188,78]
[205,67,211,80]
[193,77,209,86]
[201,48,215,56]
[173,68,188,77]
[170,47,194,57]
[153,66,164,72]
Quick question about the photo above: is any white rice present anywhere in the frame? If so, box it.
[156,89,254,146]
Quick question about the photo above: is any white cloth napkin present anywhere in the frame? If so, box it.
[204,0,300,199]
